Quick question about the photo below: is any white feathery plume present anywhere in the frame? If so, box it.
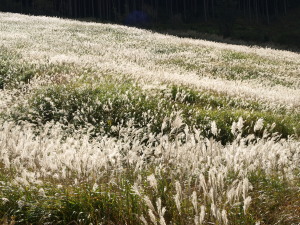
[92,183,99,192]
[211,121,218,136]
[140,215,148,225]
[175,180,182,200]
[237,117,244,132]
[148,209,157,225]
[254,118,264,132]
[144,196,156,213]
[231,121,237,135]
[199,174,207,195]
[243,196,252,214]
[38,188,46,197]
[210,202,217,218]
[242,178,250,200]
[199,205,206,225]
[132,182,142,196]
[191,191,198,213]
[147,174,158,191]
[174,193,181,214]
[222,209,228,225]
[156,198,167,225]
[194,215,199,225]
[1,198,9,204]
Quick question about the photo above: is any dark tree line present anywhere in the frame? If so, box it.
[1,0,299,23]
[1,0,300,39]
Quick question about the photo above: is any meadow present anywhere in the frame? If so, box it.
[0,12,299,224]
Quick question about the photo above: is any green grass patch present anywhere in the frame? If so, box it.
[248,170,300,224]
[0,47,35,89]
[12,77,173,138]
[1,165,299,224]
[163,86,300,143]
[9,78,300,144]
[0,170,145,224]
[0,46,100,90]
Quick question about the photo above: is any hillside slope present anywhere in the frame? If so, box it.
[0,13,300,224]
[1,12,300,108]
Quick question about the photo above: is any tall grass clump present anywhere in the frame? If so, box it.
[9,79,299,144]
[11,77,174,138]
[0,119,299,224]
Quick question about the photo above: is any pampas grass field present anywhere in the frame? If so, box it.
[0,12,299,224]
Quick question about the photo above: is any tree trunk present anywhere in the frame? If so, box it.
[203,0,207,22]
[266,0,270,24]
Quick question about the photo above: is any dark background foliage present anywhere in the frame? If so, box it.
[1,0,300,48]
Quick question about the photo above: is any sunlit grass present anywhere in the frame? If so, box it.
[0,12,300,224]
